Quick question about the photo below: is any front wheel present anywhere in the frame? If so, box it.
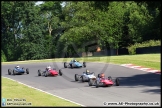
[26,68,29,74]
[38,70,41,76]
[75,74,78,81]
[59,70,63,76]
[81,76,85,82]
[95,80,99,88]
[64,62,67,68]
[8,69,12,75]
[13,70,15,75]
[71,64,74,69]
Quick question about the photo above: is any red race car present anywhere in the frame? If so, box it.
[38,66,62,77]
[88,73,119,88]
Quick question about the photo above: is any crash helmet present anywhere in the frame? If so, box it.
[86,69,90,74]
[100,73,105,78]
[47,66,51,70]
[16,65,20,68]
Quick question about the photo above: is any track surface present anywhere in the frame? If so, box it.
[2,62,161,106]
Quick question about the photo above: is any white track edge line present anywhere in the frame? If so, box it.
[2,76,85,107]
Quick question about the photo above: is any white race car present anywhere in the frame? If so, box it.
[74,69,96,82]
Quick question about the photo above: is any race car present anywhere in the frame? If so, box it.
[8,65,29,75]
[88,73,120,88]
[74,69,96,82]
[38,66,63,77]
[64,59,86,69]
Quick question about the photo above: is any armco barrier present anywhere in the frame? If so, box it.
[136,46,161,54]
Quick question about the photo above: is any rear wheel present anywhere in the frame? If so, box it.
[8,69,11,75]
[83,62,86,67]
[88,79,92,86]
[26,68,29,74]
[115,78,120,86]
[59,70,63,76]
[45,72,48,77]
[64,62,67,68]
[75,74,78,81]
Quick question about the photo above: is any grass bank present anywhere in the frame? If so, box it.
[2,77,80,106]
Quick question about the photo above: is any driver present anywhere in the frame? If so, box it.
[16,65,20,69]
[86,69,90,75]
[99,73,105,81]
[46,66,51,71]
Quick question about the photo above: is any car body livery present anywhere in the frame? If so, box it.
[8,67,29,75]
[38,68,62,77]
[64,59,86,69]
[75,71,96,82]
[88,74,120,88]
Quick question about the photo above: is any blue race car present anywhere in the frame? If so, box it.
[64,59,86,69]
[74,69,96,82]
[8,65,29,75]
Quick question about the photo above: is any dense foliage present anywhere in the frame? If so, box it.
[1,1,161,61]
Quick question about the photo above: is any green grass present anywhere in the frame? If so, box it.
[2,77,80,107]
[2,54,160,70]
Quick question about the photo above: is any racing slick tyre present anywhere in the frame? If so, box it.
[115,78,120,86]
[95,80,99,88]
[26,68,29,74]
[83,62,86,67]
[8,69,12,75]
[38,70,41,76]
[13,70,15,75]
[71,64,74,69]
[81,76,85,82]
[88,79,92,86]
[75,74,78,81]
[64,62,67,68]
[108,76,112,81]
[45,72,48,77]
[59,69,63,76]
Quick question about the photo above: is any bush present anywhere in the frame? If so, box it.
[1,50,7,62]
[127,40,161,55]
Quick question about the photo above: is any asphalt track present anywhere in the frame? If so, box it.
[2,62,161,106]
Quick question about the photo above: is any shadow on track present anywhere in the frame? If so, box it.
[117,73,161,94]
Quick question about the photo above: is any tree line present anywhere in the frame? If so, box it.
[1,1,161,61]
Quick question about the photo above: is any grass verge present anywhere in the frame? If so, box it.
[2,77,80,106]
[2,54,160,70]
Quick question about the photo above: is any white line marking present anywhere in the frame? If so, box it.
[2,76,85,107]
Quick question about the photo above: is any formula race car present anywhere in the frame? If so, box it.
[8,65,29,75]
[75,69,96,82]
[88,73,120,88]
[38,66,62,77]
[64,59,86,69]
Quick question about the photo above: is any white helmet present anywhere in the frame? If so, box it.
[47,66,51,69]
[16,65,20,68]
